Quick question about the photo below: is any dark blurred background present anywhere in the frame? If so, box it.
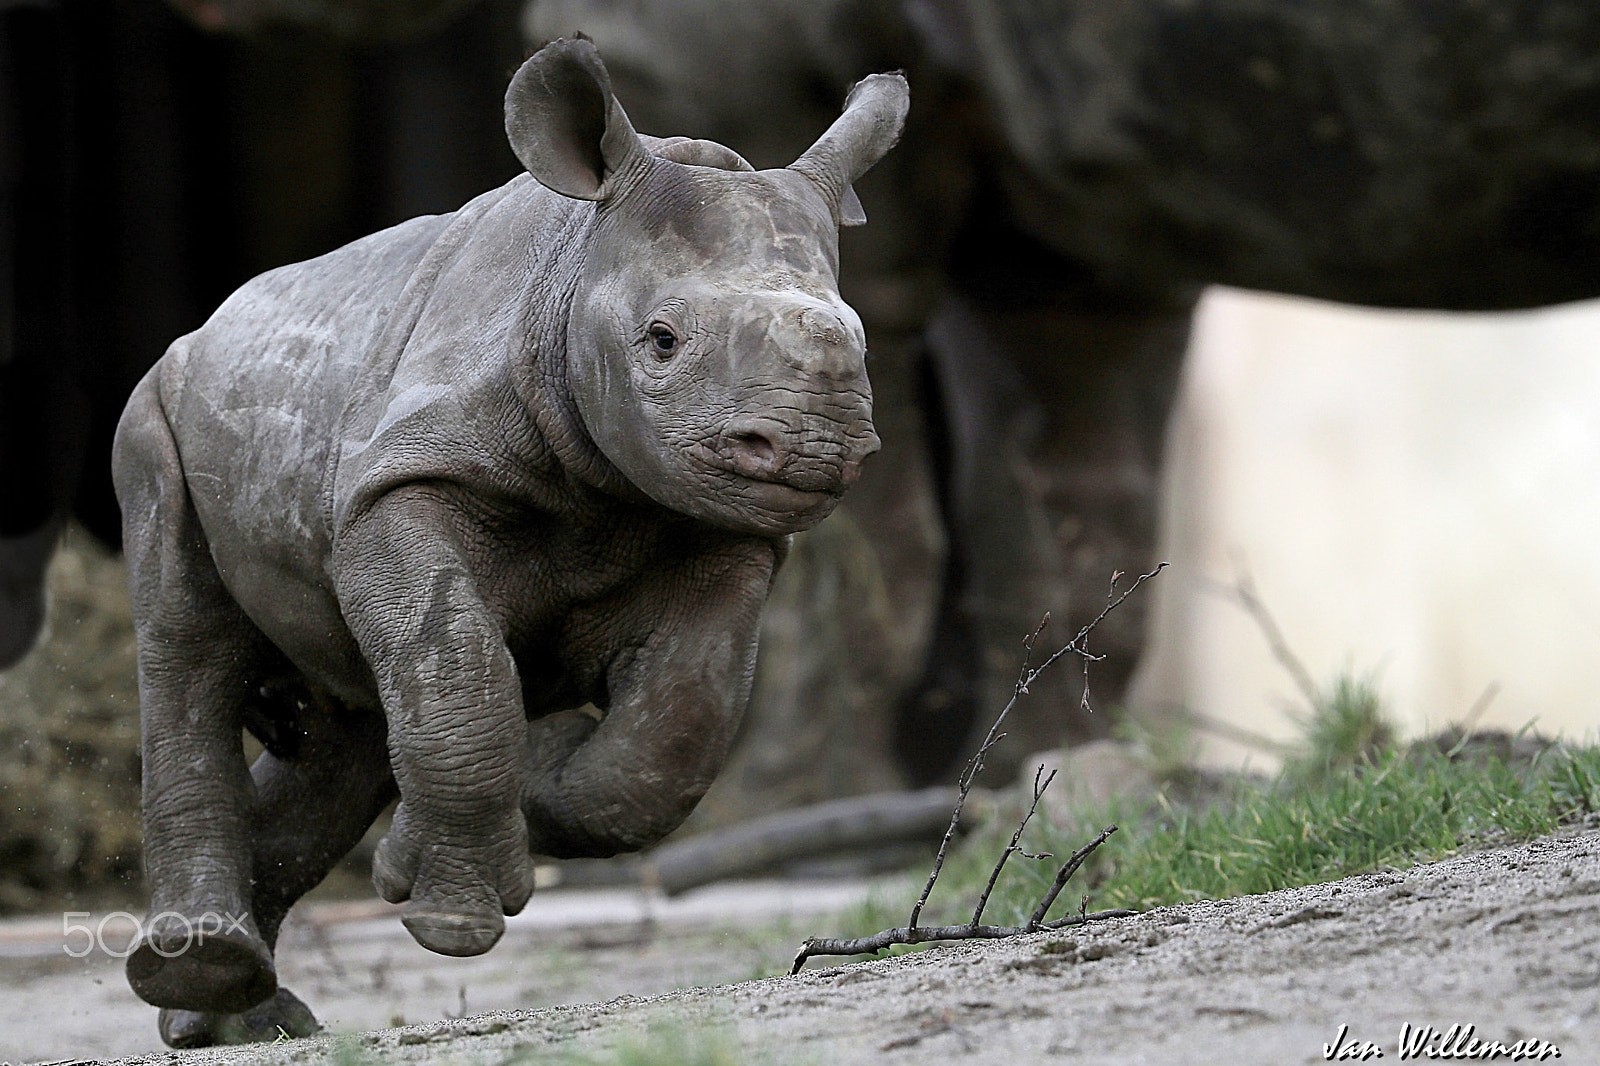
[0,0,530,910]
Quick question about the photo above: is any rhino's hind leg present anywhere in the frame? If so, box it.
[116,374,280,1014]
[150,687,396,1049]
[245,685,396,949]
[158,989,320,1049]
[125,919,276,1015]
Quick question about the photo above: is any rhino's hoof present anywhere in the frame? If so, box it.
[401,904,505,956]
[126,917,276,1014]
[158,987,321,1049]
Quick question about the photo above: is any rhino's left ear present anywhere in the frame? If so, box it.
[789,72,909,227]
[505,37,650,201]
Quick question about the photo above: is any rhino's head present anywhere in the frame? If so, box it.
[506,38,907,535]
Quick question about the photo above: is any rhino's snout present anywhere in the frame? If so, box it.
[718,414,878,495]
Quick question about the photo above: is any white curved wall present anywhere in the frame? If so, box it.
[1132,287,1600,767]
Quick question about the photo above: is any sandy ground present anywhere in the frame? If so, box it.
[0,879,877,1064]
[5,827,1594,1066]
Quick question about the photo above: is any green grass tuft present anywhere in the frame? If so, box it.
[1086,744,1593,911]
[904,684,1600,930]
[1284,671,1395,781]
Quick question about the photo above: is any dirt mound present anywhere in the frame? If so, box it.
[92,827,1599,1065]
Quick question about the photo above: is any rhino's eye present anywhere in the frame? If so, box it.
[647,324,680,359]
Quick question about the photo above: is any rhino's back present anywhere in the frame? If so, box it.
[164,211,452,535]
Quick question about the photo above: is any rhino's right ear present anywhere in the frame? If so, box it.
[789,72,909,227]
[505,37,649,201]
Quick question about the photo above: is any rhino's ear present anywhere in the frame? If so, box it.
[789,72,909,227]
[505,37,649,201]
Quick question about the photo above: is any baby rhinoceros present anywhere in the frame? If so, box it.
[112,37,907,1048]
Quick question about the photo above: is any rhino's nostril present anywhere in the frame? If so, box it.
[730,430,775,463]
[725,428,781,476]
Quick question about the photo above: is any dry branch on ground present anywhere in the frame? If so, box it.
[790,565,1164,972]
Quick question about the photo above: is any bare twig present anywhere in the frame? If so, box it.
[1080,571,1122,713]
[790,564,1165,973]
[1026,825,1118,929]
[971,765,1055,927]
[907,564,1165,932]
[1206,570,1319,711]
[1030,563,1167,697]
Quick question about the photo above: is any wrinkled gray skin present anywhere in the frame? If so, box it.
[111,37,905,1047]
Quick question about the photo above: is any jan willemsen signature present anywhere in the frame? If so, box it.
[1324,1022,1563,1061]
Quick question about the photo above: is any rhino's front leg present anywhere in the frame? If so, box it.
[520,538,779,858]
[335,487,537,957]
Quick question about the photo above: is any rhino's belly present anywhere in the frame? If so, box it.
[218,546,374,707]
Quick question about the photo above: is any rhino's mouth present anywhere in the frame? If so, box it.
[709,461,846,511]
[671,434,861,533]
[736,475,843,514]
[742,463,847,495]
[702,417,862,500]
[706,445,852,500]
